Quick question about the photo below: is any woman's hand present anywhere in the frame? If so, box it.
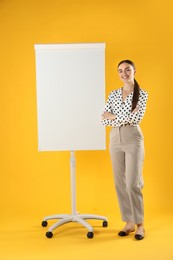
[132,105,139,114]
[102,111,116,120]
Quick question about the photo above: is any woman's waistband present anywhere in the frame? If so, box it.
[113,123,138,128]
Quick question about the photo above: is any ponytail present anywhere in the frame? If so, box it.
[132,79,140,111]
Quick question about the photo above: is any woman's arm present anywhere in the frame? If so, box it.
[102,111,116,120]
[101,92,116,126]
[128,91,148,124]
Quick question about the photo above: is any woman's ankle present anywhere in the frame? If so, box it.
[136,223,144,227]
[125,221,135,228]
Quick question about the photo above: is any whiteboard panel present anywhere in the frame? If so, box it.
[34,43,106,151]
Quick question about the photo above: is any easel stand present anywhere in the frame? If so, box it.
[42,150,108,239]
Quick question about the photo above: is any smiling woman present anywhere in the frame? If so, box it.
[102,60,148,240]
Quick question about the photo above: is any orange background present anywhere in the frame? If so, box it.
[1,0,173,243]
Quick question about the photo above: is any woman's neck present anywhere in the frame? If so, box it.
[123,82,134,92]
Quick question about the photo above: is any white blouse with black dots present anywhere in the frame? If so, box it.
[102,87,148,127]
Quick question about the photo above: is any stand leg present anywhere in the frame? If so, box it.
[42,150,108,238]
[70,150,77,215]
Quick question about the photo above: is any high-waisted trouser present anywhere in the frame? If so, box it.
[109,125,144,224]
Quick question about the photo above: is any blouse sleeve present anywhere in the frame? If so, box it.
[101,92,116,126]
[128,90,148,125]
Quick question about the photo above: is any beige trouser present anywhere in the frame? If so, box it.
[109,125,145,224]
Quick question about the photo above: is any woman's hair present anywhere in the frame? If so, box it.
[117,59,140,111]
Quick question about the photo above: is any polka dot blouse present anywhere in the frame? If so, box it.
[102,87,148,127]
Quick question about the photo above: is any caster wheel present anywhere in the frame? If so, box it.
[87,232,94,239]
[46,231,53,238]
[103,220,108,227]
[42,221,48,227]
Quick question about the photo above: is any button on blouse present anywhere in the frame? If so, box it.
[102,87,148,127]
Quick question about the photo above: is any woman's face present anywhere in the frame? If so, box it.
[117,62,135,84]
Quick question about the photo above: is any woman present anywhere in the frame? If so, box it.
[102,60,148,240]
